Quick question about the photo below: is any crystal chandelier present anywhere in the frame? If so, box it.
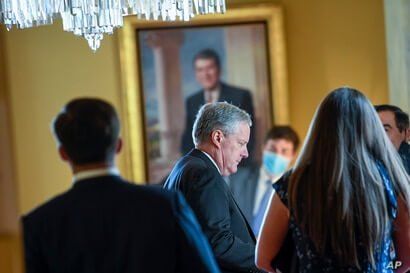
[0,0,226,51]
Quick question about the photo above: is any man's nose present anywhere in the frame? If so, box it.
[242,147,249,158]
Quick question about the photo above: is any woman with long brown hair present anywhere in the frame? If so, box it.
[256,87,410,272]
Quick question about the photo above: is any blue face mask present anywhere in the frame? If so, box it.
[262,151,291,177]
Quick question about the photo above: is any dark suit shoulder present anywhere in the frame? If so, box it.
[130,183,183,209]
[23,177,179,223]
[221,82,251,95]
[186,90,204,103]
[79,178,181,212]
[166,153,223,195]
[180,155,220,186]
[23,188,71,222]
[219,83,253,115]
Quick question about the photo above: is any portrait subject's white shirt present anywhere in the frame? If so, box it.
[204,87,220,104]
[73,166,120,184]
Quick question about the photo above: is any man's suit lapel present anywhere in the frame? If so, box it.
[189,149,257,241]
[188,149,220,174]
[197,91,205,105]
[226,188,257,241]
[191,91,205,119]
[248,167,260,216]
[218,83,230,103]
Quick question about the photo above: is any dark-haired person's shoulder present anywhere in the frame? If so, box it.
[186,89,204,103]
[116,179,181,202]
[119,182,193,219]
[222,82,251,95]
[22,189,73,226]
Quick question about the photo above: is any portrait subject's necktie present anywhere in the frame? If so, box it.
[204,92,211,103]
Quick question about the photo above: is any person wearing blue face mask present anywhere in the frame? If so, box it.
[262,150,292,178]
[228,126,299,236]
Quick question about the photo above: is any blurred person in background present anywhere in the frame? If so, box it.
[229,125,299,236]
[375,104,410,174]
[22,98,220,273]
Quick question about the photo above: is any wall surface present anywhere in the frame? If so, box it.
[282,0,389,136]
[4,22,125,214]
[384,0,410,112]
[0,234,23,273]
[0,31,22,273]
[3,0,389,214]
[0,31,18,233]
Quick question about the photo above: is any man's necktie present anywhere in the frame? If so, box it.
[252,180,273,236]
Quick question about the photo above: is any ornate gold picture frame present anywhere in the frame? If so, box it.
[118,4,288,183]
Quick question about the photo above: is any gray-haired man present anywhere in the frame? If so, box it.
[164,102,264,273]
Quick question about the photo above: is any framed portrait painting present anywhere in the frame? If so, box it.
[119,4,289,183]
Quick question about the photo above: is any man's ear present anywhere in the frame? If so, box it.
[210,130,224,149]
[116,138,123,154]
[406,128,410,142]
[58,146,70,162]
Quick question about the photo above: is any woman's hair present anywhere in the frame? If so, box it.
[289,87,410,268]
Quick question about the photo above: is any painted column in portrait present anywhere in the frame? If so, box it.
[145,30,186,160]
[224,24,271,161]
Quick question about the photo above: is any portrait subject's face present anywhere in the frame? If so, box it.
[194,58,220,91]
[220,122,250,176]
[378,110,406,150]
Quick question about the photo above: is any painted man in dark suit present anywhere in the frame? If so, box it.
[22,98,220,273]
[375,104,410,174]
[228,126,299,236]
[165,102,264,273]
[181,49,255,164]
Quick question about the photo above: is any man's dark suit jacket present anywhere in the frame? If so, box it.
[22,175,220,273]
[180,82,255,162]
[164,149,263,273]
[228,164,261,225]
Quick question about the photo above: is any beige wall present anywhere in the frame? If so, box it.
[0,31,18,233]
[0,234,23,273]
[2,0,388,217]
[3,22,125,214]
[3,0,389,215]
[0,0,389,272]
[384,0,410,112]
[283,0,388,138]
[0,31,22,273]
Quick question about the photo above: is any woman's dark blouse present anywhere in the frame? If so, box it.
[272,164,397,273]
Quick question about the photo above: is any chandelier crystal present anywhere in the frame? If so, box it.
[0,0,226,51]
